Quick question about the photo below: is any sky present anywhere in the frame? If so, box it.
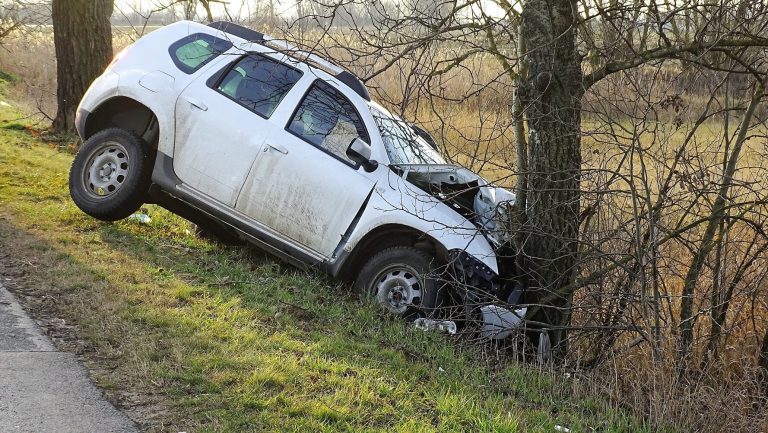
[115,0,319,19]
[113,0,508,21]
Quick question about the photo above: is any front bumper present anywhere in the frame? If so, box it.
[447,249,527,339]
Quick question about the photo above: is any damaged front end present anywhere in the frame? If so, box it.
[448,249,527,339]
[394,164,527,339]
[396,164,515,247]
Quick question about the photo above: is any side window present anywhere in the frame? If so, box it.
[215,55,303,118]
[287,80,369,165]
[169,33,233,74]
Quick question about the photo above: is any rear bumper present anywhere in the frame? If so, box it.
[75,108,89,140]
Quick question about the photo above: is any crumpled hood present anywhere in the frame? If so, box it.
[473,181,516,246]
[394,164,516,246]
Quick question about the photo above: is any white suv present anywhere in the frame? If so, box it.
[69,21,525,336]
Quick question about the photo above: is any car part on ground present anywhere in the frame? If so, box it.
[479,305,527,339]
[127,213,152,224]
[413,318,457,334]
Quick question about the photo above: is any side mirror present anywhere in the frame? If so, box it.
[346,138,379,172]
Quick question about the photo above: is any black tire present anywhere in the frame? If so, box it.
[69,128,154,222]
[355,246,444,316]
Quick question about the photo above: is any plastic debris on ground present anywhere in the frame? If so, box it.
[127,213,151,224]
[413,318,457,334]
[480,305,527,339]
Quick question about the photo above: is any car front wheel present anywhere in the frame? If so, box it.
[355,246,444,316]
[69,128,154,222]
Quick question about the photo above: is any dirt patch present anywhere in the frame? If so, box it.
[0,215,175,432]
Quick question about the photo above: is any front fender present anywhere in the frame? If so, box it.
[344,169,499,273]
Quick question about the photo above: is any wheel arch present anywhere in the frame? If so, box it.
[335,224,449,280]
[83,96,160,149]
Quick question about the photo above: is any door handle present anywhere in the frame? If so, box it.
[186,98,208,111]
[265,142,288,155]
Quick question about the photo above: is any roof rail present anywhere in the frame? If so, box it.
[336,70,370,101]
[208,21,370,102]
[265,38,341,74]
[208,21,265,43]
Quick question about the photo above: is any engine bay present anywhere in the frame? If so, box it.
[393,164,516,247]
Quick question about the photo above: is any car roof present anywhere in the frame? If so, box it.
[206,21,371,102]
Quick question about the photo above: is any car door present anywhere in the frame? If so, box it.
[236,80,376,257]
[173,52,303,206]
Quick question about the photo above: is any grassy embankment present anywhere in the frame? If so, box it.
[0,75,653,432]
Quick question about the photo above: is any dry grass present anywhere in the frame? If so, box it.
[0,27,137,120]
[2,24,768,432]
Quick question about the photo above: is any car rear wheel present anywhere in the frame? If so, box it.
[69,128,154,222]
[355,246,443,316]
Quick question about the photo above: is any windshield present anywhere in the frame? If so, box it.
[372,108,446,165]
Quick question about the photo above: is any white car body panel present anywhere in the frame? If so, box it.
[236,125,377,257]
[344,168,500,273]
[75,19,505,276]
[77,70,119,117]
[171,54,277,205]
[82,21,240,155]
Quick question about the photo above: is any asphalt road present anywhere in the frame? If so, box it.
[0,283,139,433]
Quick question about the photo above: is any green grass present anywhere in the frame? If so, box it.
[0,82,652,432]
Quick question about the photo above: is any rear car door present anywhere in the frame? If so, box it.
[173,50,303,206]
[236,80,376,257]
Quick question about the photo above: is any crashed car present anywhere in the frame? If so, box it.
[68,20,526,337]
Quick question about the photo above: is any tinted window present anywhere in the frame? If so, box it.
[288,81,369,165]
[216,55,302,118]
[169,33,233,74]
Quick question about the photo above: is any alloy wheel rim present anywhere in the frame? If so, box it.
[372,264,423,314]
[82,141,130,199]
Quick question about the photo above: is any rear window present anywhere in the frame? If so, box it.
[216,55,302,118]
[169,33,233,74]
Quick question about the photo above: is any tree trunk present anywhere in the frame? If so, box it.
[512,23,528,222]
[759,327,768,388]
[518,0,584,358]
[52,0,113,133]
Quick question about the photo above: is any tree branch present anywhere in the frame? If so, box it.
[583,37,768,88]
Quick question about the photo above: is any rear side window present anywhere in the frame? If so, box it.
[169,33,233,74]
[287,80,369,165]
[216,55,302,118]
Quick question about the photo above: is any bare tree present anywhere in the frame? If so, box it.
[0,1,23,42]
